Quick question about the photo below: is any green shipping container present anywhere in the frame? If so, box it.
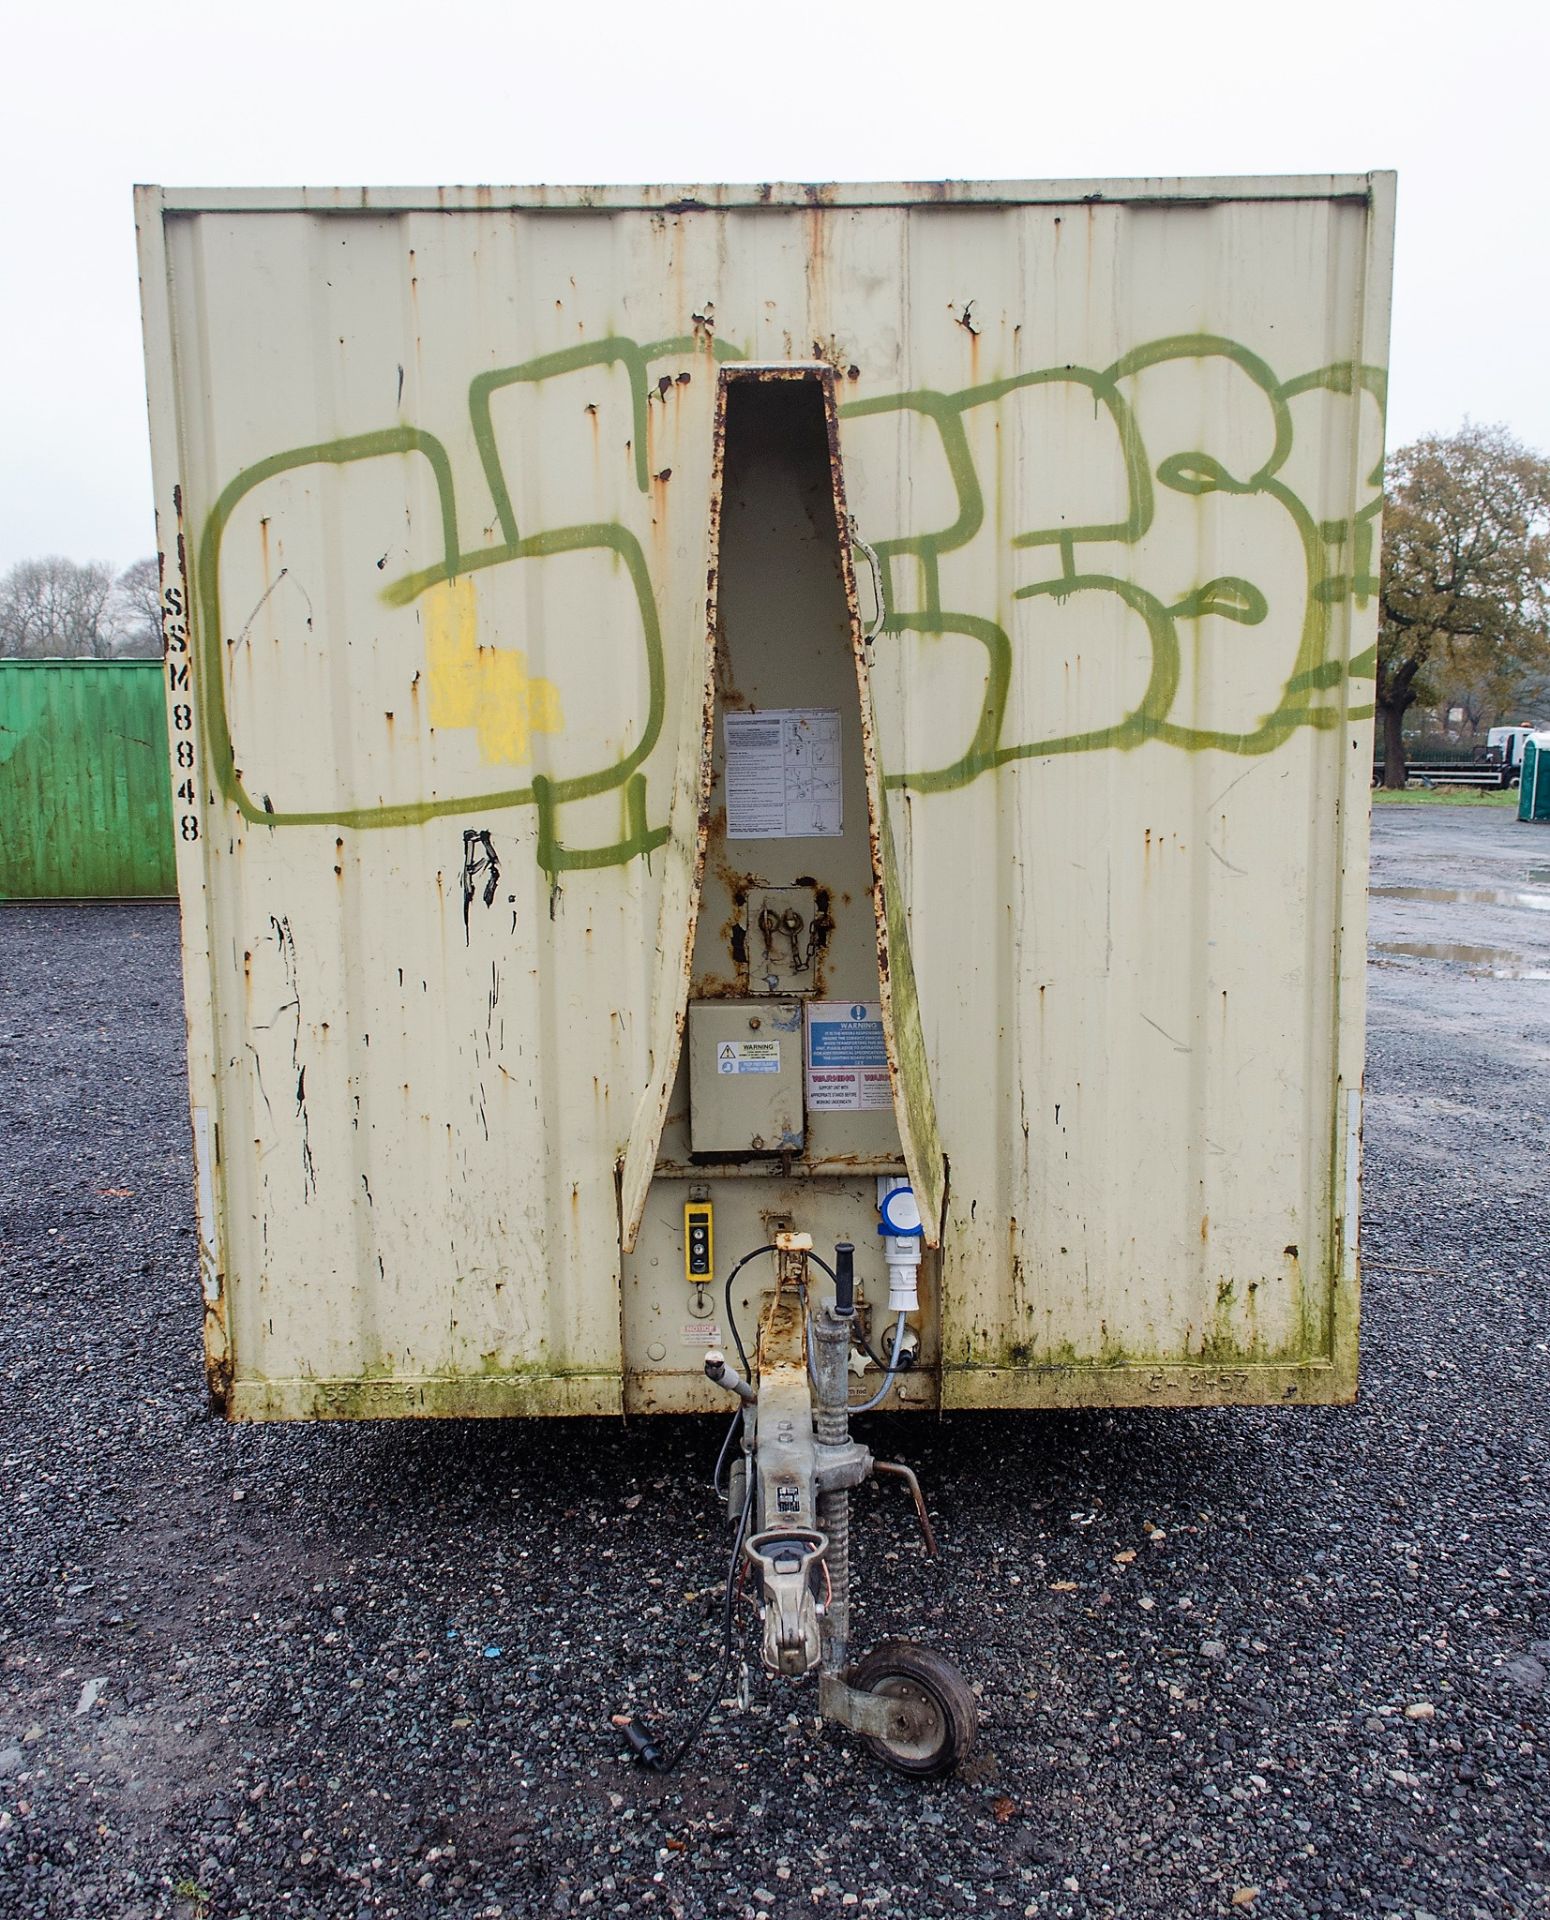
[0,659,175,898]
[1519,735,1550,824]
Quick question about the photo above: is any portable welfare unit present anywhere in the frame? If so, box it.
[0,659,176,899]
[136,177,1392,1427]
[1520,733,1550,822]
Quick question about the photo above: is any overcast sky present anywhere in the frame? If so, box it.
[2,0,1544,575]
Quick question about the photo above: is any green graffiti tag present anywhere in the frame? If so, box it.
[196,334,741,876]
[838,336,1384,791]
[197,328,1382,873]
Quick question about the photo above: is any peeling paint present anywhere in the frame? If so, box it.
[134,178,1389,1420]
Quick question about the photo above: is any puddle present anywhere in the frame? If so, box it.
[1370,885,1550,911]
[1372,939,1550,980]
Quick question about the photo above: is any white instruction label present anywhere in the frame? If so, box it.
[805,1001,892,1112]
[716,1039,780,1075]
[681,1322,722,1346]
[724,709,842,839]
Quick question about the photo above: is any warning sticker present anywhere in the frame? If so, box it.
[716,1039,780,1075]
[724,709,842,839]
[805,1002,892,1112]
[681,1322,722,1346]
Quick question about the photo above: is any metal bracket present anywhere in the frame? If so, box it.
[814,1438,872,1495]
[819,1671,934,1742]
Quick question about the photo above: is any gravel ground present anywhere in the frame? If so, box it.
[1,807,1547,1920]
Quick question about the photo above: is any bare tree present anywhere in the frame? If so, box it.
[111,558,164,656]
[0,557,122,658]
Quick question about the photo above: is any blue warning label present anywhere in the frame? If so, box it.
[807,1002,888,1068]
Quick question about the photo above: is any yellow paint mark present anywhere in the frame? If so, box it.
[424,577,563,764]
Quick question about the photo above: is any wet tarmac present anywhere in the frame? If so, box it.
[1368,809,1550,988]
[1,803,1547,1919]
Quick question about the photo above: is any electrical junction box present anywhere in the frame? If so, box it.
[688,999,805,1156]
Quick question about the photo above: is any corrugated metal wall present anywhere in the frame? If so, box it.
[0,661,175,898]
[138,179,1391,1416]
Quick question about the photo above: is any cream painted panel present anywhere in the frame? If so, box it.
[137,178,1391,1415]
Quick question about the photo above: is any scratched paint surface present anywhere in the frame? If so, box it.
[137,180,1390,1415]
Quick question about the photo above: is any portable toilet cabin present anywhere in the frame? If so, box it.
[1520,733,1550,822]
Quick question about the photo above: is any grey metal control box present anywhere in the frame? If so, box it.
[688,1000,805,1156]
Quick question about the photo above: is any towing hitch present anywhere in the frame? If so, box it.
[711,1230,977,1778]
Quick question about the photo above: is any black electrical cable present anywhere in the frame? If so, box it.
[721,1245,850,1365]
[622,1241,774,1764]
[805,1248,890,1366]
[711,1404,742,1499]
[617,1452,755,1773]
[802,1250,886,1365]
[723,1244,886,1374]
[722,1243,779,1376]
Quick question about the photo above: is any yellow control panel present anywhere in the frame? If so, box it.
[684,1200,713,1284]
